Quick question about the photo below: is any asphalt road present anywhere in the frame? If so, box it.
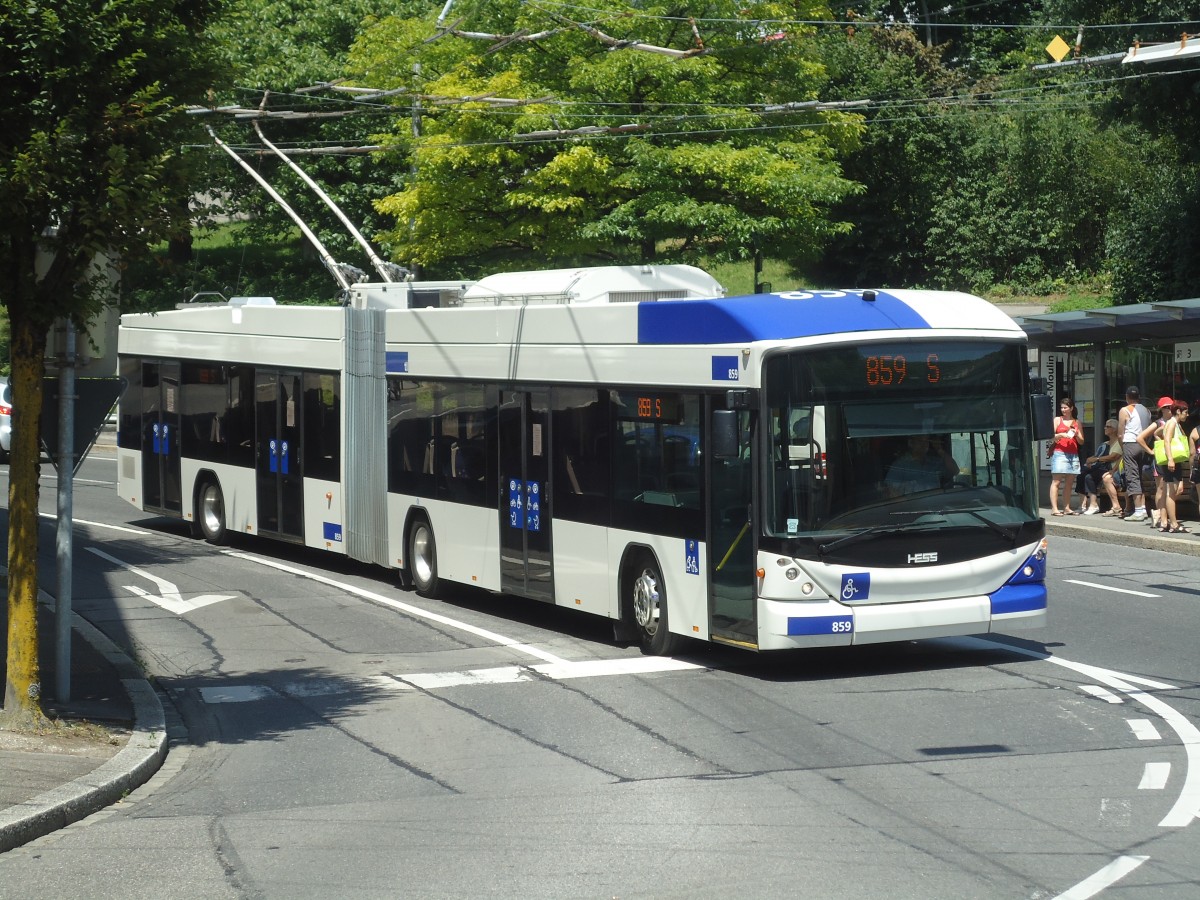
[0,454,1198,898]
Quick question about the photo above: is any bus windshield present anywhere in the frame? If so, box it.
[764,340,1039,548]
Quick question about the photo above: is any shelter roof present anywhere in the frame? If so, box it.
[1017,298,1200,348]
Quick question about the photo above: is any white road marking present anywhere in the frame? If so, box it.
[533,656,701,680]
[1053,855,1149,900]
[1081,685,1123,704]
[1128,719,1162,741]
[1139,763,1171,790]
[1098,798,1131,827]
[203,660,702,702]
[964,637,1199,829]
[222,549,571,666]
[39,511,152,535]
[87,547,237,615]
[1063,579,1160,598]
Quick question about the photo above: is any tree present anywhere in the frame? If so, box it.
[348,0,864,276]
[1,0,227,726]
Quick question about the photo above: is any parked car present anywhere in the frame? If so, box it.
[0,376,11,461]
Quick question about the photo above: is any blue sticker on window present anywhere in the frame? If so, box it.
[508,478,524,529]
[526,481,541,533]
[711,355,739,381]
[839,572,870,602]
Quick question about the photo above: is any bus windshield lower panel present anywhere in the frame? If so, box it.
[764,340,1039,561]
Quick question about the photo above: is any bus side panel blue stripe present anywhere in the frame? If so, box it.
[637,293,932,345]
[990,583,1047,616]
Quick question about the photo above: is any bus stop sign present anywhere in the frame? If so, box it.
[39,376,125,475]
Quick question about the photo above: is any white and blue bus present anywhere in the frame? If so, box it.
[117,266,1052,654]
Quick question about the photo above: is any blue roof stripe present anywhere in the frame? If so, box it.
[637,290,932,344]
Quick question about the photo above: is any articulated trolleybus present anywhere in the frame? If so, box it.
[117,266,1052,654]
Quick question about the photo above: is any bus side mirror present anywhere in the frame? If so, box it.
[712,409,739,459]
[1031,394,1055,440]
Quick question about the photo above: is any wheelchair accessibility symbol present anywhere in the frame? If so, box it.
[840,572,870,602]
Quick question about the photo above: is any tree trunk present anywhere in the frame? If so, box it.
[2,308,47,728]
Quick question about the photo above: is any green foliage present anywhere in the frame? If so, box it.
[349,0,864,275]
[1106,167,1200,305]
[1,0,229,326]
[121,223,345,311]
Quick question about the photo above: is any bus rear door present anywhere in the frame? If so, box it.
[255,370,304,541]
[141,361,183,515]
[498,389,554,601]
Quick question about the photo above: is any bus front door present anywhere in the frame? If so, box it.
[498,390,554,602]
[708,404,757,647]
[141,361,183,514]
[255,370,304,542]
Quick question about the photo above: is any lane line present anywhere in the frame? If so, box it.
[963,637,1197,828]
[39,512,152,535]
[1139,763,1171,790]
[1053,855,1149,900]
[1063,579,1160,598]
[222,549,571,666]
[1128,719,1162,741]
[1081,685,1123,704]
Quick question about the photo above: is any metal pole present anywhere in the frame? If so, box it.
[55,325,76,703]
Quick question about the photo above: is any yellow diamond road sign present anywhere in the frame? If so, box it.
[1046,35,1071,62]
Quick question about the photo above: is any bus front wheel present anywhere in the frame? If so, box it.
[628,555,678,656]
[408,519,441,598]
[197,480,228,545]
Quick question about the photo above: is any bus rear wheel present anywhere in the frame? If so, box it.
[197,480,228,545]
[408,519,441,598]
[629,555,678,656]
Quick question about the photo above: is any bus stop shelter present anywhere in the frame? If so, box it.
[1017,298,1200,454]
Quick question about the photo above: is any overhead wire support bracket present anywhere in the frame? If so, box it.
[205,125,355,295]
[253,118,408,283]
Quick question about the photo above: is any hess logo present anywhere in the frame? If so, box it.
[908,552,938,564]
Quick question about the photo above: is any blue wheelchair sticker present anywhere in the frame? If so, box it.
[840,572,870,602]
[685,540,699,575]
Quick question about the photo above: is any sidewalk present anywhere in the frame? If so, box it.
[0,491,1194,854]
[0,590,166,853]
[1041,502,1200,557]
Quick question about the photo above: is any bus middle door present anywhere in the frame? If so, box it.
[141,361,183,514]
[498,389,553,602]
[255,370,304,541]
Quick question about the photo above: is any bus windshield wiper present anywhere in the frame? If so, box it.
[817,521,944,557]
[952,508,1023,546]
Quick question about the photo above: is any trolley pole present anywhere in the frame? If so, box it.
[55,325,76,703]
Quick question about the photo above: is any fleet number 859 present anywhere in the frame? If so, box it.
[831,620,853,633]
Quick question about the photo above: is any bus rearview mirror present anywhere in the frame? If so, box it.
[712,409,739,459]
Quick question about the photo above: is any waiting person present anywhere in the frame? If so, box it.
[885,434,959,496]
[1048,397,1081,516]
[1077,418,1122,515]
[1157,400,1191,533]
[1137,397,1181,530]
[1118,386,1152,520]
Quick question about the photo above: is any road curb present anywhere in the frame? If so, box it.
[0,607,167,853]
[1045,519,1200,557]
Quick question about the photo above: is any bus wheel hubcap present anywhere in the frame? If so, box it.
[412,528,433,583]
[633,571,659,634]
[201,487,222,533]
